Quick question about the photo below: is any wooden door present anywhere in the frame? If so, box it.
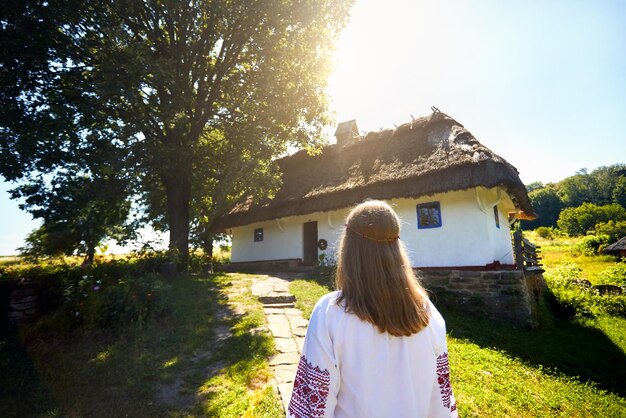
[302,221,318,266]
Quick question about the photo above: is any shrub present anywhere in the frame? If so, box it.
[544,262,626,318]
[597,262,626,286]
[594,220,626,243]
[5,256,173,331]
[557,203,626,236]
[545,263,582,286]
[535,226,556,239]
[61,270,170,329]
[571,234,612,256]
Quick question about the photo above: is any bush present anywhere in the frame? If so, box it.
[571,234,612,256]
[4,256,173,331]
[597,262,626,286]
[557,203,626,236]
[594,220,626,243]
[544,262,626,318]
[535,226,556,239]
[61,269,170,329]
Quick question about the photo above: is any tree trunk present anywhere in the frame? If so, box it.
[202,235,214,259]
[165,175,191,267]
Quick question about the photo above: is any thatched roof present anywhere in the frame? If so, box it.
[213,112,536,230]
[606,236,626,252]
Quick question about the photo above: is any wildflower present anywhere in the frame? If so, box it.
[93,285,101,291]
[75,311,80,316]
[83,275,88,280]
[96,280,102,284]
[147,292,153,298]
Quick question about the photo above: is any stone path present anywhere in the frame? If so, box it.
[251,274,309,414]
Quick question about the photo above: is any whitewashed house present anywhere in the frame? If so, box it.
[213,112,536,271]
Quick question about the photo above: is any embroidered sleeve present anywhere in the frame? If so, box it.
[428,304,458,418]
[288,355,331,417]
[436,353,457,416]
[287,295,340,418]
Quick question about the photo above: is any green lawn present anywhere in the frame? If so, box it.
[290,276,626,417]
[525,232,621,284]
[1,273,282,417]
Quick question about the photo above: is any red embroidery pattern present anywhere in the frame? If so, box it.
[436,352,455,411]
[288,355,331,418]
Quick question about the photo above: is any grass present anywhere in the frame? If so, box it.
[290,277,334,320]
[290,274,626,417]
[1,272,282,417]
[525,231,621,284]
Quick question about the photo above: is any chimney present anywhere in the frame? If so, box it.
[334,120,359,146]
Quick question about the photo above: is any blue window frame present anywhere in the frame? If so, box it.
[416,202,442,229]
[254,228,264,242]
[493,205,500,228]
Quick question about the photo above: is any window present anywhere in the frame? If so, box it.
[254,228,264,242]
[416,202,442,229]
[493,205,500,228]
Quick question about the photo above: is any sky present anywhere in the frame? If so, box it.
[1,0,625,255]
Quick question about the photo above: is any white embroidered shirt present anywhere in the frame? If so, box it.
[287,291,458,418]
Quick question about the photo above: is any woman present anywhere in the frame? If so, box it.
[288,200,457,418]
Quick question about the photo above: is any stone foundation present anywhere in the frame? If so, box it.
[3,279,42,329]
[417,269,546,328]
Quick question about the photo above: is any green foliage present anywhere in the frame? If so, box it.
[313,252,337,281]
[571,234,612,256]
[613,176,626,208]
[535,226,557,239]
[1,1,354,263]
[524,165,626,231]
[523,186,564,229]
[594,220,626,243]
[557,203,626,236]
[557,166,626,208]
[544,262,626,319]
[15,174,134,262]
[598,262,626,286]
[3,256,173,330]
[60,270,170,330]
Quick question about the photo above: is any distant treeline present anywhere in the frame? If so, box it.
[522,164,626,236]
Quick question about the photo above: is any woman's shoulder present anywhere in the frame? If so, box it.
[314,290,342,309]
[427,299,446,329]
[310,290,344,317]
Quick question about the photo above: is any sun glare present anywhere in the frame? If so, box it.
[327,1,482,136]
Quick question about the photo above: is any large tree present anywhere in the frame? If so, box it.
[1,0,353,263]
[522,185,564,229]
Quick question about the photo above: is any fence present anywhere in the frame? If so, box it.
[512,227,543,272]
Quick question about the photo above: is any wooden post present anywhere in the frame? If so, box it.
[513,226,524,270]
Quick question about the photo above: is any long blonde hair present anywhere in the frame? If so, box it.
[335,200,430,336]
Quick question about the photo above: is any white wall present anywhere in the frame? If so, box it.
[230,187,516,267]
[230,209,349,263]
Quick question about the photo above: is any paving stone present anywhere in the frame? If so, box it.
[284,307,304,317]
[264,302,295,308]
[295,337,305,354]
[278,382,294,411]
[288,317,309,330]
[252,273,312,414]
[259,294,296,304]
[274,337,299,354]
[273,364,297,384]
[269,351,301,366]
[266,315,293,339]
[292,326,308,338]
[263,307,287,315]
